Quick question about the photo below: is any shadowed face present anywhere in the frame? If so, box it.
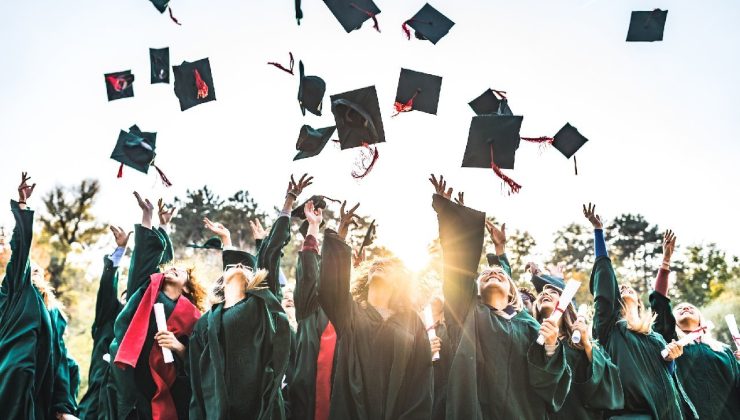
[674,302,700,329]
[369,260,402,287]
[619,284,638,304]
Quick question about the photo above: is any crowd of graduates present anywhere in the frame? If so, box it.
[1,171,738,420]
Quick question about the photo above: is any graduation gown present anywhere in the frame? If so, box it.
[431,320,451,420]
[433,195,571,420]
[50,307,80,416]
[0,200,56,420]
[318,231,433,420]
[78,255,124,419]
[590,257,697,419]
[188,215,292,420]
[108,225,196,420]
[651,291,740,420]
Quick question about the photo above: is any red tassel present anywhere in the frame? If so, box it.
[520,136,554,144]
[117,163,124,179]
[573,154,578,176]
[152,164,173,187]
[106,75,128,92]
[168,7,182,25]
[351,143,379,179]
[194,69,209,99]
[267,52,295,75]
[350,3,380,32]
[489,145,521,194]
[391,89,420,117]
[491,89,507,99]
[402,20,412,40]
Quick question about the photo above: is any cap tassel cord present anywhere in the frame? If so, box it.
[152,164,173,187]
[350,3,380,32]
[521,136,554,154]
[194,69,209,99]
[352,143,379,179]
[168,7,182,25]
[402,19,432,40]
[267,52,295,75]
[489,145,521,194]
[106,76,130,92]
[117,163,124,179]
[573,155,578,175]
[491,89,507,99]
[392,89,420,117]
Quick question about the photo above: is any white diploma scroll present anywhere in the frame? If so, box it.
[153,303,175,363]
[537,280,582,345]
[423,305,440,361]
[661,321,715,359]
[725,314,740,351]
[571,304,589,344]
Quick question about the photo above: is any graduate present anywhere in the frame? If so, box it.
[188,174,311,420]
[288,200,338,420]
[78,226,129,419]
[108,193,205,420]
[529,266,624,419]
[650,230,740,420]
[429,174,571,420]
[318,201,434,419]
[584,203,698,419]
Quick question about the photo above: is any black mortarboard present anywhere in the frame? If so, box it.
[294,125,336,161]
[149,0,169,13]
[552,123,588,159]
[531,273,566,294]
[291,195,328,220]
[222,250,257,270]
[394,68,443,115]
[298,61,326,116]
[110,126,157,174]
[330,86,386,149]
[486,253,500,267]
[150,48,170,84]
[173,58,216,111]
[188,236,223,250]
[469,89,513,116]
[324,0,381,33]
[358,219,376,255]
[626,9,668,42]
[462,115,523,170]
[403,3,455,44]
[104,70,135,101]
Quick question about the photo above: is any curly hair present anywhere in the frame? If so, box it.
[351,257,415,314]
[161,261,207,312]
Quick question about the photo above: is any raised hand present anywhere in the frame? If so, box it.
[338,201,360,240]
[454,191,465,206]
[133,192,155,229]
[663,340,684,361]
[525,262,542,276]
[157,198,178,226]
[110,226,132,248]
[429,174,453,200]
[287,173,314,198]
[539,318,561,346]
[353,248,367,268]
[248,219,267,241]
[18,172,36,205]
[582,203,603,229]
[204,217,232,248]
[485,220,507,254]
[305,200,323,226]
[662,230,676,263]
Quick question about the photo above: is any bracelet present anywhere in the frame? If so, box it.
[18,201,26,205]
[286,191,298,200]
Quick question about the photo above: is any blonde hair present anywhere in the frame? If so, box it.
[620,298,655,335]
[209,268,269,306]
[351,257,415,313]
[478,266,523,312]
[30,262,64,315]
[674,303,728,353]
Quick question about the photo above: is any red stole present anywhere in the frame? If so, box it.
[314,321,337,420]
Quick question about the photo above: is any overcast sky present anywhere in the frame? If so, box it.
[1,0,739,270]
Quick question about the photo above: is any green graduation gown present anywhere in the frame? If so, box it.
[0,200,56,420]
[433,195,571,420]
[651,291,740,420]
[78,255,124,419]
[188,215,292,420]
[590,256,697,419]
[50,307,80,416]
[108,224,192,419]
[318,231,433,420]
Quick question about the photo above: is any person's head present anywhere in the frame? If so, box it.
[673,302,700,331]
[282,287,295,309]
[161,262,206,311]
[518,287,536,315]
[477,266,522,311]
[29,261,62,311]
[619,284,639,306]
[532,285,580,346]
[352,257,413,313]
[618,283,653,334]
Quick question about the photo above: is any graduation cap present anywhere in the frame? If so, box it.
[531,273,566,294]
[402,3,455,44]
[486,253,500,267]
[292,195,338,237]
[110,125,172,186]
[324,0,381,33]
[294,125,336,161]
[173,58,216,111]
[358,220,376,254]
[187,236,223,250]
[626,9,668,42]
[393,68,443,116]
[552,123,588,175]
[104,70,134,101]
[149,0,169,13]
[469,89,513,116]
[462,115,523,193]
[298,61,326,116]
[150,48,170,84]
[222,249,257,270]
[295,0,303,25]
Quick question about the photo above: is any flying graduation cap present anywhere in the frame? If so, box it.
[393,68,442,116]
[468,89,513,116]
[294,125,336,161]
[150,48,170,84]
[104,70,135,101]
[173,58,216,111]
[324,0,381,33]
[552,123,588,174]
[358,220,376,255]
[462,115,524,194]
[402,3,455,44]
[110,125,172,186]
[298,61,326,116]
[188,236,223,250]
[626,9,668,42]
[149,0,181,25]
[292,195,339,237]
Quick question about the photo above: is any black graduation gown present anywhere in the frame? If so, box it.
[50,307,79,416]
[188,215,292,420]
[432,195,571,420]
[651,291,740,420]
[318,231,434,420]
[431,320,451,420]
[0,200,56,420]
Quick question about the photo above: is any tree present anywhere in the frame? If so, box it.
[219,191,268,250]
[548,223,592,273]
[38,180,106,298]
[171,186,224,250]
[673,244,739,307]
[608,214,662,295]
[507,229,537,282]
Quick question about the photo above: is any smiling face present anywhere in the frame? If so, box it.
[477,266,511,297]
[282,288,294,309]
[163,266,190,292]
[223,263,254,285]
[673,302,701,330]
[535,285,562,319]
[619,284,638,304]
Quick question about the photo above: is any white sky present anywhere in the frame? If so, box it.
[1,0,739,271]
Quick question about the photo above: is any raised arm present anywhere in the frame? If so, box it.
[126,192,166,297]
[156,199,177,265]
[294,200,322,320]
[430,175,485,330]
[2,173,36,298]
[584,203,621,342]
[92,226,129,340]
[485,220,512,278]
[650,230,678,343]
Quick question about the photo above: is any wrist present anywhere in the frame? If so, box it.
[494,245,505,255]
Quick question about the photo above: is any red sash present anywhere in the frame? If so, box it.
[314,321,337,420]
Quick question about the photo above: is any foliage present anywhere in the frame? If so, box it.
[608,214,663,295]
[673,244,740,307]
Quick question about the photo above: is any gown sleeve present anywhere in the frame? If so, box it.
[497,253,513,279]
[294,237,321,321]
[92,255,121,340]
[2,200,34,298]
[188,319,207,420]
[589,230,622,342]
[157,226,175,265]
[572,345,625,411]
[126,224,166,298]
[395,318,434,419]
[648,268,678,343]
[256,215,291,297]
[51,310,77,415]
[318,231,354,334]
[527,340,572,412]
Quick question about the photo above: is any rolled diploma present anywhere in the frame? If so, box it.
[423,306,440,361]
[153,303,175,363]
[572,304,589,344]
[661,321,715,359]
[725,314,740,351]
[537,280,582,345]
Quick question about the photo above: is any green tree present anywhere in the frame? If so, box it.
[608,214,662,295]
[548,223,592,273]
[171,186,223,250]
[507,229,537,282]
[674,244,738,307]
[219,191,268,250]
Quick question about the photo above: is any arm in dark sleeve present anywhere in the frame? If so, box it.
[318,231,354,334]
[157,227,175,265]
[51,311,77,415]
[572,345,624,411]
[497,253,513,279]
[294,236,321,321]
[126,224,166,298]
[188,323,207,420]
[257,216,291,297]
[395,318,434,418]
[589,230,621,342]
[649,283,678,343]
[3,200,34,297]
[92,255,121,340]
[527,341,572,412]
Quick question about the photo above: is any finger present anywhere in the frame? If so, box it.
[446,187,453,197]
[350,202,360,213]
[290,174,296,188]
[127,231,133,240]
[144,199,153,209]
[340,201,346,215]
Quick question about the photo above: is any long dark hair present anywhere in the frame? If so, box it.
[532,293,584,350]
